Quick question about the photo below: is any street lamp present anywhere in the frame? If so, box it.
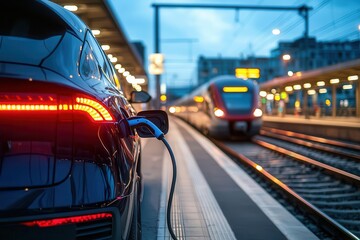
[282,54,291,76]
[272,28,281,35]
[282,54,291,61]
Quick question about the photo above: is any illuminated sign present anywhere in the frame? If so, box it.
[149,53,164,75]
[235,68,260,79]
[223,87,248,93]
[160,94,167,102]
[193,96,204,103]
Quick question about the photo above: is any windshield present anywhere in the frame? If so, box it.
[222,92,253,114]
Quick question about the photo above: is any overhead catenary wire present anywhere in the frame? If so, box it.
[252,0,331,55]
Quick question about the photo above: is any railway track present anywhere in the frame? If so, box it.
[212,130,360,239]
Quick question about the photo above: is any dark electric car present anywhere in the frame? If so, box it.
[0,1,162,239]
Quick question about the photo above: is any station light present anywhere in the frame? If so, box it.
[303,83,311,89]
[101,45,110,51]
[123,71,130,77]
[118,68,126,74]
[160,94,167,102]
[319,88,327,94]
[293,85,301,90]
[132,84,142,92]
[348,75,358,81]
[169,106,176,114]
[287,71,294,76]
[282,54,291,61]
[107,54,113,59]
[271,89,276,94]
[126,75,135,83]
[259,91,267,97]
[92,30,101,36]
[343,85,353,90]
[280,92,287,99]
[285,86,293,92]
[325,99,331,106]
[330,78,339,84]
[115,64,122,69]
[133,78,146,85]
[110,57,117,63]
[307,90,316,95]
[266,94,274,100]
[317,81,325,87]
[274,93,280,101]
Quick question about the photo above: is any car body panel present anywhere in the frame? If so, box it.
[0,1,142,239]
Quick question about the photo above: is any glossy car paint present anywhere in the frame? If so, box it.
[0,1,141,239]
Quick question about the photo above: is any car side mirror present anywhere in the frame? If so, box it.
[129,91,152,103]
[136,110,169,138]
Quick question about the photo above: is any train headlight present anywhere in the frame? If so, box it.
[214,108,224,117]
[253,108,263,117]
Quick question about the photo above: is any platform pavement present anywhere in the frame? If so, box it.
[140,117,319,240]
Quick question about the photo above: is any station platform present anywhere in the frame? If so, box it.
[140,117,318,240]
[263,115,360,142]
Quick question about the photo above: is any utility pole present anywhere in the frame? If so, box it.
[154,5,161,109]
[152,3,312,109]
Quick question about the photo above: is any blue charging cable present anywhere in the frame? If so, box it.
[128,118,178,240]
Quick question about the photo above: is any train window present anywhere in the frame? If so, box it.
[222,92,252,112]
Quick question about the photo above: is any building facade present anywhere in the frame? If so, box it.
[197,37,360,86]
[270,37,360,79]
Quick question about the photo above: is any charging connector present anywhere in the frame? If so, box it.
[128,117,164,140]
[128,117,178,240]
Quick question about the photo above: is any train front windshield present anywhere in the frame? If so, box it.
[222,92,253,114]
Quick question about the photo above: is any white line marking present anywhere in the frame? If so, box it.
[170,121,237,240]
[174,118,319,240]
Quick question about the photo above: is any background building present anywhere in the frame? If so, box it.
[167,37,360,103]
[270,37,360,79]
[198,37,360,85]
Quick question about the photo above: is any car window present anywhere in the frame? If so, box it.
[85,31,120,89]
[0,1,66,39]
[79,41,101,82]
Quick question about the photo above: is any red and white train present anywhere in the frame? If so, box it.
[170,75,262,138]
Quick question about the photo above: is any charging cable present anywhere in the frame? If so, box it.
[128,118,178,240]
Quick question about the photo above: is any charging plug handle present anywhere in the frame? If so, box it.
[127,117,164,140]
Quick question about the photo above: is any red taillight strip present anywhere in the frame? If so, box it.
[75,97,113,121]
[0,97,114,122]
[21,213,112,228]
[0,104,58,111]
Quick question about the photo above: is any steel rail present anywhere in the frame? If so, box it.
[262,127,360,151]
[212,139,359,240]
[260,129,360,161]
[254,139,360,186]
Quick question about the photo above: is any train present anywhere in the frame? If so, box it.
[170,75,263,138]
